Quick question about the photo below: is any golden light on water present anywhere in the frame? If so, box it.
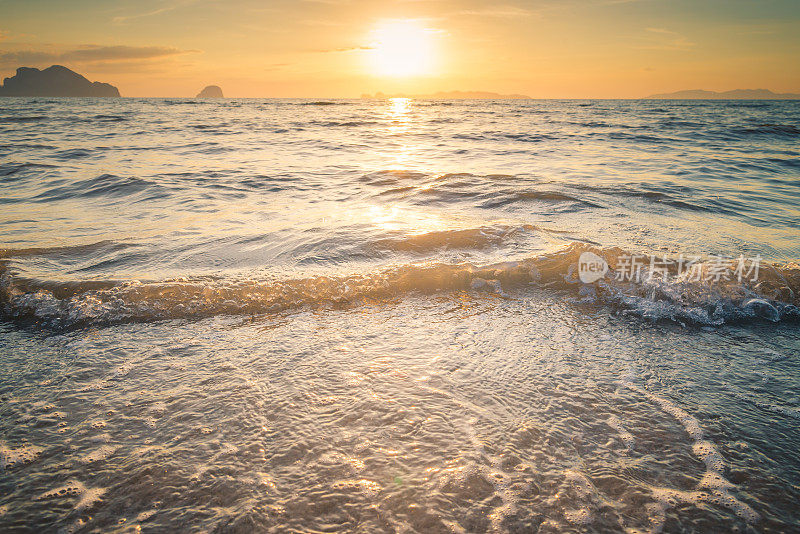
[385,98,415,166]
[366,204,446,235]
[368,20,436,77]
[388,97,412,117]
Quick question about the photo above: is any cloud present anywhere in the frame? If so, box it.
[265,63,290,71]
[453,0,639,19]
[112,0,200,24]
[456,6,538,18]
[317,46,373,53]
[113,8,174,24]
[63,45,193,61]
[0,50,56,65]
[639,28,695,51]
[0,45,196,67]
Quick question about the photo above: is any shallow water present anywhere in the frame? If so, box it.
[1,97,799,532]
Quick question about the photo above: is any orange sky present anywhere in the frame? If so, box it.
[1,0,799,97]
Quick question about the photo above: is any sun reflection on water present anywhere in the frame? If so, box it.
[366,204,445,234]
[389,97,412,118]
[385,98,417,166]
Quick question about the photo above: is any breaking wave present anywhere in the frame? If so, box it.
[2,242,798,328]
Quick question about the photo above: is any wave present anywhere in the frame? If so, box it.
[0,162,58,177]
[0,143,56,151]
[357,171,792,220]
[1,242,798,328]
[0,240,135,260]
[311,120,379,127]
[357,172,727,215]
[453,132,558,143]
[300,101,349,106]
[503,132,559,142]
[53,148,94,160]
[359,170,429,186]
[0,116,48,123]
[371,225,536,253]
[30,174,162,202]
[91,114,128,122]
[568,184,723,213]
[693,124,800,142]
[738,124,800,136]
[357,172,604,210]
[480,191,603,209]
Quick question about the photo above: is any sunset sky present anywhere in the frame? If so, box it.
[1,0,799,98]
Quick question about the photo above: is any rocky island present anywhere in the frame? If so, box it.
[196,85,224,98]
[0,65,120,97]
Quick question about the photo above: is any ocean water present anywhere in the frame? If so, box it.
[0,97,799,533]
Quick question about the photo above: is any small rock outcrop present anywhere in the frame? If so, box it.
[196,85,224,98]
[0,65,120,97]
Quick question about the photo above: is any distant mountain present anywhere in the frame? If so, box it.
[361,90,531,100]
[0,65,119,97]
[197,85,224,98]
[646,89,800,100]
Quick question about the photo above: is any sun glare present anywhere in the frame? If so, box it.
[369,20,435,77]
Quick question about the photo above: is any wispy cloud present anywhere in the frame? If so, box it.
[112,0,199,24]
[265,63,290,71]
[66,45,195,61]
[113,7,174,24]
[0,45,196,67]
[316,46,373,53]
[455,0,640,19]
[456,6,538,18]
[639,28,695,51]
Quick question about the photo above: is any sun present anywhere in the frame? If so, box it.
[369,20,436,77]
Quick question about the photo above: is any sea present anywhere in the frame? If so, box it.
[0,97,799,533]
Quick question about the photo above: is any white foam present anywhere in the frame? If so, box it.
[331,479,381,497]
[692,441,725,473]
[608,415,635,450]
[79,444,119,464]
[624,383,761,527]
[564,507,593,525]
[0,442,43,470]
[37,480,107,512]
[564,469,596,499]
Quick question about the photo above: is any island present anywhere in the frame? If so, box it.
[0,65,120,97]
[361,90,531,100]
[196,85,224,98]
[646,88,800,100]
